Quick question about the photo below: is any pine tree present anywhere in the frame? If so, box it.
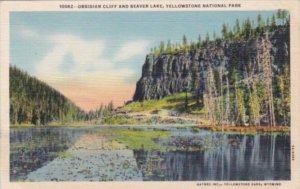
[257,14,264,34]
[242,18,252,40]
[234,19,241,39]
[281,10,288,25]
[182,35,188,47]
[231,69,246,126]
[205,33,210,45]
[266,17,270,27]
[221,23,228,40]
[166,40,172,53]
[159,41,165,53]
[182,35,188,52]
[276,9,283,25]
[212,31,217,42]
[271,15,276,28]
[197,34,202,48]
[153,47,158,54]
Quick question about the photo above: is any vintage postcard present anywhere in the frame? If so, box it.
[0,0,299,189]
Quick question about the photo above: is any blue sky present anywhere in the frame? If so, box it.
[10,11,276,110]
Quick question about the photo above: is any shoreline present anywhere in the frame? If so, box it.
[197,125,290,133]
[10,123,290,134]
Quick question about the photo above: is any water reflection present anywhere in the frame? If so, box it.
[134,134,290,181]
[10,126,290,181]
[10,127,87,181]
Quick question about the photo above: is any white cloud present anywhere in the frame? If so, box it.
[36,34,112,79]
[114,40,149,62]
[19,27,40,39]
[35,33,148,83]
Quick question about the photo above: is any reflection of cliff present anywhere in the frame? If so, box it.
[134,134,290,181]
[133,26,290,127]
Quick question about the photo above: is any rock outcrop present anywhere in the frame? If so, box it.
[133,28,289,102]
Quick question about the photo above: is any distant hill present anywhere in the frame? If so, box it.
[10,66,85,125]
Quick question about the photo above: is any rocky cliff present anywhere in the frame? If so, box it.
[133,27,289,102]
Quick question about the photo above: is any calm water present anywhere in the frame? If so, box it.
[10,126,290,181]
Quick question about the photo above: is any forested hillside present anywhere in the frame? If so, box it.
[133,10,290,127]
[10,66,85,125]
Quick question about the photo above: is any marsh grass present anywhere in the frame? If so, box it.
[57,151,73,159]
[96,129,170,151]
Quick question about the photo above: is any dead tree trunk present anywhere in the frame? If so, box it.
[218,64,224,129]
[225,76,230,126]
[261,34,276,127]
[206,64,217,126]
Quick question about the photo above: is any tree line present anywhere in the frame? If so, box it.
[150,10,289,55]
[10,66,86,125]
[10,66,118,126]
[83,101,115,123]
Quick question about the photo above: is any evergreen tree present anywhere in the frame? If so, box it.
[182,35,189,52]
[166,40,172,53]
[205,33,210,44]
[276,9,283,24]
[159,41,165,53]
[221,23,228,39]
[281,10,288,25]
[266,17,270,27]
[271,15,276,28]
[242,18,252,40]
[182,35,188,47]
[212,31,217,41]
[197,34,202,48]
[234,19,241,39]
[257,14,265,34]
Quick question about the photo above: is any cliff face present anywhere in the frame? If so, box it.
[133,28,289,102]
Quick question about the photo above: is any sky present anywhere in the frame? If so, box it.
[10,11,276,111]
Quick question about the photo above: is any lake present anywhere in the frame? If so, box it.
[10,126,290,181]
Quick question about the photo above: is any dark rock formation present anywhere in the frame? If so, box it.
[133,28,289,102]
